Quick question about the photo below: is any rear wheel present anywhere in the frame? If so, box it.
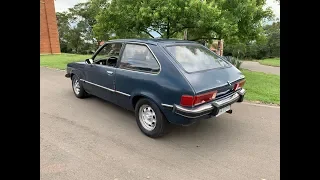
[135,98,170,138]
[71,75,87,98]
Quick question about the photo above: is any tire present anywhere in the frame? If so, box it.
[71,75,88,98]
[135,98,170,138]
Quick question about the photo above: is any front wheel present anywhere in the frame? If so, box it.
[135,98,170,138]
[71,75,88,98]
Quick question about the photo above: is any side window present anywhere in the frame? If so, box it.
[119,44,160,73]
[93,43,122,66]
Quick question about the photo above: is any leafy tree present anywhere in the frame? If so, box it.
[68,0,109,47]
[264,21,280,57]
[224,21,280,59]
[94,0,273,43]
[57,0,276,57]
[56,12,72,52]
[56,0,110,53]
[66,21,87,53]
[56,12,94,54]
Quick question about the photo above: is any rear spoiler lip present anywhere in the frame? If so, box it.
[194,77,245,95]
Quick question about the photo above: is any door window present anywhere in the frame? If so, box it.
[93,43,122,67]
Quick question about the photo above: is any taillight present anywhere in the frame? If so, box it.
[234,80,246,91]
[180,91,217,107]
[180,95,194,107]
[193,91,217,105]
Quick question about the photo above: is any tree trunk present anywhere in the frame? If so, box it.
[183,29,188,40]
[97,40,102,48]
[166,18,170,39]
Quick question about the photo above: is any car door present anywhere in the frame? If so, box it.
[114,43,161,110]
[83,43,123,103]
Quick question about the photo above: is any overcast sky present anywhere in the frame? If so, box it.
[54,0,280,20]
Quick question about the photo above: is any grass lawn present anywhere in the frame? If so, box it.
[258,58,280,67]
[40,53,280,105]
[242,69,280,105]
[40,53,90,70]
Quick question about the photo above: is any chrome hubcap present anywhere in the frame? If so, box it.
[73,79,80,95]
[139,105,156,131]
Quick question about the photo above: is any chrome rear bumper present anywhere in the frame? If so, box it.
[170,89,246,119]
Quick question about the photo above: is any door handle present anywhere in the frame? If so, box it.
[106,71,113,75]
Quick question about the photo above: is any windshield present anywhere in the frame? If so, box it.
[165,44,230,73]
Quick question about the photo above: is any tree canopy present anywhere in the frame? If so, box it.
[224,21,280,59]
[56,0,278,59]
[94,0,273,43]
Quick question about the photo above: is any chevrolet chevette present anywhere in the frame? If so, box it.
[65,39,246,138]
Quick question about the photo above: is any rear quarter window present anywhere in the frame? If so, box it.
[119,44,160,73]
[165,44,230,73]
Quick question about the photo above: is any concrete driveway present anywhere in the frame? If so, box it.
[241,61,280,75]
[40,67,280,180]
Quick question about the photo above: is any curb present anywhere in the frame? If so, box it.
[242,102,280,108]
[41,66,65,72]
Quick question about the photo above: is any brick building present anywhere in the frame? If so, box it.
[40,0,60,54]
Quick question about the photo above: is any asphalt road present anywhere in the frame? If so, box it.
[241,61,280,75]
[40,67,280,180]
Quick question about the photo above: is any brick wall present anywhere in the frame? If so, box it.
[40,0,60,54]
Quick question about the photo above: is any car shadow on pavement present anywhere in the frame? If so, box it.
[159,117,244,151]
[164,117,233,137]
[85,95,241,144]
[86,95,136,117]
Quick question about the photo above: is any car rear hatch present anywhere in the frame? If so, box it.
[182,66,245,100]
[164,43,245,101]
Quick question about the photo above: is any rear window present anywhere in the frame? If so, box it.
[165,44,230,73]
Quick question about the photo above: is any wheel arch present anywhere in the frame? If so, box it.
[131,91,162,110]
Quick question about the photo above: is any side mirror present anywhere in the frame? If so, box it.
[85,58,94,64]
[108,56,118,60]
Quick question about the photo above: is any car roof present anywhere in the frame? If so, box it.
[108,38,199,46]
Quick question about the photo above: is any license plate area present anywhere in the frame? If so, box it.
[215,105,231,117]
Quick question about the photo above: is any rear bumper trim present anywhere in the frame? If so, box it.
[212,91,240,108]
[163,88,246,119]
[238,88,246,96]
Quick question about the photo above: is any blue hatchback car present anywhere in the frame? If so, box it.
[65,39,246,138]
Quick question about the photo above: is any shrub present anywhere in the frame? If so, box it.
[222,56,242,69]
